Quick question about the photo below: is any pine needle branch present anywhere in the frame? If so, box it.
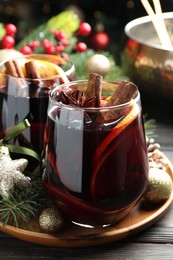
[144,115,157,139]
[0,179,50,227]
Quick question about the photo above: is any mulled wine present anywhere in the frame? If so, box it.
[42,79,149,227]
[0,89,48,154]
[0,54,75,155]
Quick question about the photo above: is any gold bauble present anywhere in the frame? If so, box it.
[39,208,63,233]
[143,168,172,203]
[86,54,111,77]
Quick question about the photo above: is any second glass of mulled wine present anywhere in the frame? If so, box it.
[42,76,149,227]
[0,54,75,158]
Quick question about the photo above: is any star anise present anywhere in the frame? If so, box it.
[59,89,96,108]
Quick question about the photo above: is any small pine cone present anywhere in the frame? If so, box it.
[147,138,167,171]
[152,149,167,163]
[149,160,158,169]
[147,143,160,153]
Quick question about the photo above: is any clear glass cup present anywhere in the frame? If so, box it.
[42,80,149,228]
[0,54,75,158]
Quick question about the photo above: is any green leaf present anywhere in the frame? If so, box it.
[0,119,40,162]
[1,119,30,143]
[0,23,5,39]
[7,144,41,162]
[47,11,80,36]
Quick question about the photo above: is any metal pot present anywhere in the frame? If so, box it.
[121,12,173,102]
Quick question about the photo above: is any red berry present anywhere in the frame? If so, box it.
[29,40,40,51]
[61,38,69,47]
[5,23,17,36]
[20,45,32,55]
[75,42,87,52]
[56,45,64,52]
[78,22,91,36]
[1,35,15,49]
[42,39,53,49]
[44,45,56,54]
[54,30,66,40]
[42,39,55,54]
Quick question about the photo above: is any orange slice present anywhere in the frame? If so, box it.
[95,103,139,158]
[26,59,69,83]
[2,58,69,82]
[90,102,140,199]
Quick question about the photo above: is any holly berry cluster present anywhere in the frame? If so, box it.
[0,21,92,59]
[1,23,17,49]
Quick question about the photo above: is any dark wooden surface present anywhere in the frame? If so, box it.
[1,100,173,260]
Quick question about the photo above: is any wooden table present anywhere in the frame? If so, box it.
[0,99,173,260]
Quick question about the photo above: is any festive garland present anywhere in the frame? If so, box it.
[0,10,128,82]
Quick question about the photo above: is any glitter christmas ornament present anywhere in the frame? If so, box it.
[143,167,173,203]
[39,208,63,233]
[0,146,30,199]
[86,54,111,77]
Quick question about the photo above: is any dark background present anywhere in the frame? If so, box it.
[1,0,173,41]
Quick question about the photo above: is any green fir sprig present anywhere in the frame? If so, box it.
[144,115,157,139]
[0,179,49,227]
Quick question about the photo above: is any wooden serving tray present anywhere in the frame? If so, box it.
[0,155,173,248]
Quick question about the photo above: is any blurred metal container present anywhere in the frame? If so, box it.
[122,12,173,101]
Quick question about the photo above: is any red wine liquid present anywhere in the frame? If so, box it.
[0,90,48,154]
[42,106,148,227]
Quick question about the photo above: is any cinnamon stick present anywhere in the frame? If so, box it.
[103,80,138,121]
[5,60,25,78]
[4,59,45,97]
[4,60,27,92]
[5,60,18,77]
[25,61,41,79]
[25,60,44,97]
[13,60,25,78]
[85,73,103,107]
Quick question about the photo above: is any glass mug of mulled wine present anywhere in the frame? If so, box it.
[42,74,149,227]
[0,54,75,158]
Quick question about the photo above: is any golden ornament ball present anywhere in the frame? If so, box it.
[143,167,172,203]
[86,54,111,77]
[39,208,63,233]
